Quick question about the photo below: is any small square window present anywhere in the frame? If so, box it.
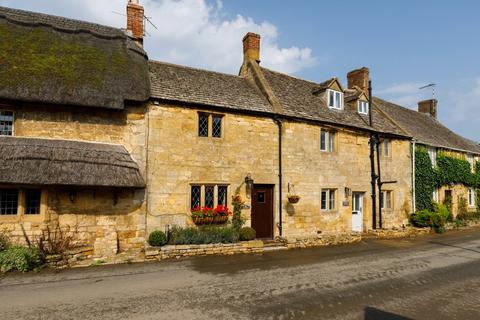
[191,186,201,210]
[320,129,335,152]
[198,113,209,137]
[0,110,14,136]
[358,101,369,114]
[380,139,390,157]
[25,189,41,215]
[321,189,336,211]
[0,189,18,215]
[212,115,222,138]
[327,89,343,110]
[380,191,392,209]
[218,186,228,206]
[205,186,215,208]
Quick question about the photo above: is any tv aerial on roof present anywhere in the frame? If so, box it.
[419,83,436,99]
[111,11,158,37]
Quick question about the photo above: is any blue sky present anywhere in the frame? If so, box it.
[2,0,479,142]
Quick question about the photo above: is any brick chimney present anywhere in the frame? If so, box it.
[243,32,261,63]
[127,0,144,43]
[347,67,369,95]
[418,99,438,119]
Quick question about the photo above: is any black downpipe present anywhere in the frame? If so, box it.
[376,135,383,229]
[274,116,283,237]
[368,81,377,229]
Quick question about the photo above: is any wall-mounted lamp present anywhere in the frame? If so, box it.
[68,190,77,203]
[245,174,254,197]
[344,187,352,198]
[113,191,119,206]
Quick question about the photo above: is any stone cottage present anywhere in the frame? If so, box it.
[0,2,478,259]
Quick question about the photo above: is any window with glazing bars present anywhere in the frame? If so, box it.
[198,113,209,137]
[0,111,14,136]
[212,115,222,138]
[0,189,18,215]
[218,186,228,206]
[25,189,41,214]
[204,186,215,208]
[191,186,201,210]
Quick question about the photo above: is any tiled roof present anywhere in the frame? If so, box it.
[375,97,480,154]
[260,68,406,136]
[149,61,273,113]
[0,6,150,109]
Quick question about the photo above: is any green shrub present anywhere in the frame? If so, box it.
[435,203,453,222]
[0,232,10,251]
[169,225,238,245]
[0,246,43,272]
[409,209,446,233]
[148,230,168,247]
[239,227,256,241]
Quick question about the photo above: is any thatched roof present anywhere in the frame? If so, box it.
[0,137,145,188]
[0,6,150,109]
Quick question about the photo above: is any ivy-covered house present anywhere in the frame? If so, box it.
[0,1,479,262]
[376,98,480,216]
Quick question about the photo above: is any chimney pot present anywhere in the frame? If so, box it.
[418,99,438,119]
[347,67,369,95]
[243,32,261,63]
[127,0,144,44]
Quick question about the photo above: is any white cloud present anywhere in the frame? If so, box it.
[376,82,426,109]
[0,0,316,74]
[447,78,480,124]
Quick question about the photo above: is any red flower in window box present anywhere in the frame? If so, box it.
[191,205,231,225]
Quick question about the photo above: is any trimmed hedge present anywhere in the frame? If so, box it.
[169,225,239,245]
[148,230,168,247]
[239,227,256,241]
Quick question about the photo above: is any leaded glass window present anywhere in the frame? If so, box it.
[0,189,18,215]
[0,111,13,136]
[25,189,41,215]
[191,185,201,210]
[205,186,214,208]
[218,186,228,206]
[198,113,209,137]
[212,115,222,138]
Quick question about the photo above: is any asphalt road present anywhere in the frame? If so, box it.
[1,228,480,320]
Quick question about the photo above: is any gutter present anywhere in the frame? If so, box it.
[273,116,283,237]
[368,81,378,229]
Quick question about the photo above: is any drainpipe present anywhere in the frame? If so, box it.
[368,81,378,229]
[376,135,382,229]
[274,116,283,237]
[412,140,416,213]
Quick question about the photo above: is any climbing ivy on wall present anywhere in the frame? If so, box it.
[415,146,478,212]
[415,148,436,211]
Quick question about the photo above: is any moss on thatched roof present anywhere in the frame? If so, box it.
[0,6,150,109]
[0,137,145,188]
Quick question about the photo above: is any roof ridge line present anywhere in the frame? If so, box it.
[149,60,245,79]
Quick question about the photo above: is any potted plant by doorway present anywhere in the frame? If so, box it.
[287,194,301,204]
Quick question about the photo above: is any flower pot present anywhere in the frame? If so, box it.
[214,216,228,224]
[204,217,214,224]
[192,216,204,225]
[288,195,300,204]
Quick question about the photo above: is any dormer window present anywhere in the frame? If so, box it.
[327,89,343,110]
[358,100,369,115]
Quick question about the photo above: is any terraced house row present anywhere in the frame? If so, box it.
[0,2,479,259]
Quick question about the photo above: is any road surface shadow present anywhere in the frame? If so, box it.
[429,240,480,254]
[364,306,413,320]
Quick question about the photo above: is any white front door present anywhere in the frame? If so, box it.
[352,192,364,232]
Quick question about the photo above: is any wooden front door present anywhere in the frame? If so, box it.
[251,184,274,239]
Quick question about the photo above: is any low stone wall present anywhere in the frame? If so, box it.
[45,246,94,269]
[145,240,264,261]
[364,227,431,239]
[285,233,362,249]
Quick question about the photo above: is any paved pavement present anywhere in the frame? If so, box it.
[1,228,480,320]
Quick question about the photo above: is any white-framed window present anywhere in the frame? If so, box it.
[379,139,390,157]
[468,188,475,207]
[380,190,393,209]
[321,189,336,211]
[432,188,439,203]
[327,89,344,110]
[428,147,437,167]
[467,154,474,173]
[190,184,228,210]
[358,100,369,115]
[0,110,14,136]
[320,129,336,152]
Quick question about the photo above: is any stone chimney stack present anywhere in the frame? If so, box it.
[243,32,261,63]
[418,99,438,119]
[347,67,370,95]
[127,0,144,44]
